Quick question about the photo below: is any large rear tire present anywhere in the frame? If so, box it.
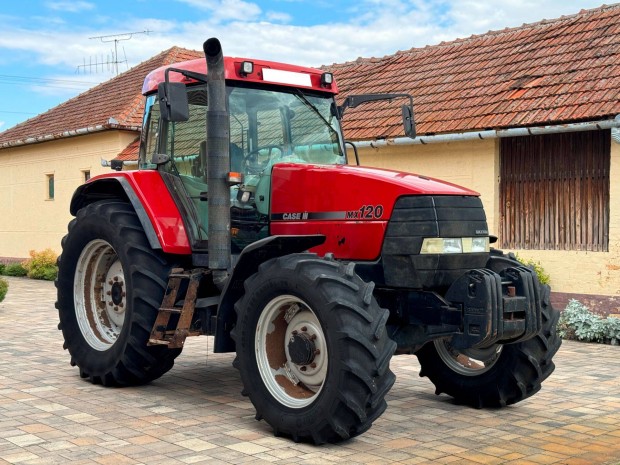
[55,201,182,386]
[416,282,560,407]
[232,254,396,444]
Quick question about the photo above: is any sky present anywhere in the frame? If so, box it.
[0,0,609,131]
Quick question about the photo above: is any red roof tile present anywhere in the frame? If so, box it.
[116,137,140,161]
[326,4,620,139]
[0,47,203,148]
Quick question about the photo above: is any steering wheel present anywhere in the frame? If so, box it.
[242,145,284,174]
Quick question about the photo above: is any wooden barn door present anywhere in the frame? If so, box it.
[500,130,610,251]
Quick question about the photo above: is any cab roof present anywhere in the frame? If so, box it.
[142,56,338,95]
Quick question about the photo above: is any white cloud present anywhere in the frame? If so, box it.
[266,11,293,23]
[28,73,113,98]
[0,121,5,130]
[46,1,95,13]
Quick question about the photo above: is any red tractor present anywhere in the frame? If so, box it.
[56,38,560,444]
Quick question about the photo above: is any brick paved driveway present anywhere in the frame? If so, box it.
[0,276,619,465]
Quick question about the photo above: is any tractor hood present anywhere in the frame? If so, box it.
[270,163,478,214]
[269,163,481,261]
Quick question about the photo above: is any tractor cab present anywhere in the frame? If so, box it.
[139,58,347,252]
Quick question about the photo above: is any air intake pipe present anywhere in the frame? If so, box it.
[204,37,231,288]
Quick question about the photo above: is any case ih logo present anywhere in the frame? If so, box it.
[282,212,309,220]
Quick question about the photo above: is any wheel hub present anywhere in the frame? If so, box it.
[102,262,126,325]
[110,281,124,306]
[287,333,316,366]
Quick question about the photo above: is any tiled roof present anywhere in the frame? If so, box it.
[0,47,203,148]
[116,137,140,161]
[325,4,620,139]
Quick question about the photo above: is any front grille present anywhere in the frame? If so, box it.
[381,195,490,290]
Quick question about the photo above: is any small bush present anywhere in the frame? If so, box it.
[559,299,619,344]
[0,277,7,302]
[4,263,27,277]
[514,254,551,285]
[22,249,58,281]
[606,317,620,345]
[0,263,5,275]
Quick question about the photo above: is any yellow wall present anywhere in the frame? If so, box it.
[353,135,620,296]
[355,138,499,234]
[0,131,138,258]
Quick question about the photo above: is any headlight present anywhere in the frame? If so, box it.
[420,237,489,254]
[469,237,490,253]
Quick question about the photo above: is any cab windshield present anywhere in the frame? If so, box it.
[229,85,345,170]
[140,83,345,172]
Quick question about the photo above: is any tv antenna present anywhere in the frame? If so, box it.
[77,30,151,76]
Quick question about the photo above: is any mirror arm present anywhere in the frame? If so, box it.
[338,93,414,117]
[164,67,208,84]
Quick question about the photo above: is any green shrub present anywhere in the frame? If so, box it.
[514,254,551,285]
[558,299,619,344]
[22,249,58,281]
[4,263,27,277]
[605,317,620,345]
[0,263,5,275]
[0,277,7,302]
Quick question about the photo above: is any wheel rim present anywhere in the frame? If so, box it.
[74,239,127,351]
[255,295,328,409]
[434,339,502,376]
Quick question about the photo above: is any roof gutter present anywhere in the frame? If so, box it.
[354,115,620,148]
[0,122,141,149]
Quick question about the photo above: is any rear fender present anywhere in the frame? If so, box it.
[70,172,191,254]
[213,234,326,353]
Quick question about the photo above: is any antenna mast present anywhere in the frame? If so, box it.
[78,30,151,76]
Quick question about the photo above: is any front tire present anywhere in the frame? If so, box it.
[416,283,560,407]
[232,254,396,444]
[56,201,181,386]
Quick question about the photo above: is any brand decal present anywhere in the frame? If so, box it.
[271,211,345,221]
[345,205,384,220]
[272,205,385,222]
[475,229,489,235]
[282,212,309,220]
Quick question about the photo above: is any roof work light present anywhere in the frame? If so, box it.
[240,61,254,76]
[320,72,333,86]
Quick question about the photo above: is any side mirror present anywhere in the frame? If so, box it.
[402,105,415,138]
[158,82,189,122]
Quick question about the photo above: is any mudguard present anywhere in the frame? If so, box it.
[70,171,191,255]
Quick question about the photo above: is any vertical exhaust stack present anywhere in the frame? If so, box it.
[204,37,231,288]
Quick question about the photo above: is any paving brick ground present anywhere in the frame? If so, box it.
[0,276,619,465]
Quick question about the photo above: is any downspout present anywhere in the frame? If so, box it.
[354,115,620,147]
[204,37,231,289]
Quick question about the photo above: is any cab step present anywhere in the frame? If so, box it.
[148,268,208,349]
